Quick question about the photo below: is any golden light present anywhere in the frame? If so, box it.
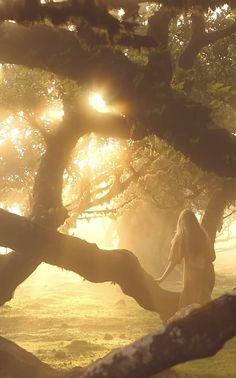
[62,135,125,249]
[0,115,22,146]
[0,200,24,217]
[8,203,22,216]
[0,135,5,145]
[10,128,20,142]
[77,159,86,170]
[40,102,64,123]
[75,217,119,249]
[89,92,109,113]
[72,136,122,174]
[118,8,125,18]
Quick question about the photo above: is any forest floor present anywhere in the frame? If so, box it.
[0,250,235,378]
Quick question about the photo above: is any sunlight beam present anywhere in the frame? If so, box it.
[89,92,109,113]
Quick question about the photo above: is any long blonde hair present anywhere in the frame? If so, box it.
[171,209,215,265]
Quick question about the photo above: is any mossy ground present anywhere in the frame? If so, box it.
[0,263,235,377]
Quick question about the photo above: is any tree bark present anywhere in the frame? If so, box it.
[1,23,236,177]
[76,290,236,378]
[0,109,81,305]
[0,337,59,378]
[180,13,236,71]
[201,180,236,242]
[1,290,235,378]
[0,208,179,320]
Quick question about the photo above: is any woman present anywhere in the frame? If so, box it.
[156,209,215,309]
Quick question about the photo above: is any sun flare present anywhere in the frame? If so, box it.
[89,92,109,113]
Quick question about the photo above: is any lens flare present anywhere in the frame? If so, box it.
[89,93,108,113]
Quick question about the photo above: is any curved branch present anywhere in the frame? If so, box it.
[0,109,82,305]
[77,290,236,378]
[145,6,175,89]
[179,13,236,71]
[1,23,236,178]
[0,0,122,37]
[0,208,180,320]
[148,6,175,47]
[0,23,137,100]
[201,180,236,241]
[206,19,236,44]
[179,13,207,70]
[146,96,236,177]
[1,290,236,378]
[0,336,59,378]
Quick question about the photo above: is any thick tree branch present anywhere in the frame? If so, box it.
[179,13,236,71]
[61,94,236,180]
[0,0,123,37]
[148,6,175,47]
[0,108,82,305]
[1,290,236,378]
[145,96,236,177]
[1,23,236,177]
[0,252,40,305]
[179,13,207,70]
[0,336,59,378]
[206,19,236,44]
[143,6,175,90]
[30,109,84,225]
[201,180,236,241]
[76,290,236,378]
[106,33,158,49]
[0,208,180,320]
[0,23,137,100]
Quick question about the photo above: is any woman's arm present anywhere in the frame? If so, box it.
[156,260,176,284]
[156,233,183,284]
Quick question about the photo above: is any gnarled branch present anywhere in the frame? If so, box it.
[0,208,180,320]
[201,179,236,241]
[1,23,236,177]
[1,290,236,378]
[0,0,122,37]
[0,106,82,305]
[179,13,236,71]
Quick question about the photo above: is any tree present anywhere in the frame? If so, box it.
[0,1,236,376]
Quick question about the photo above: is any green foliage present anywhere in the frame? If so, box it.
[0,65,83,214]
[0,4,235,223]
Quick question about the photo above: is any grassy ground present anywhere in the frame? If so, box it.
[0,262,236,377]
[175,273,236,378]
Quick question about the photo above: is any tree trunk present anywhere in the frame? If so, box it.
[0,208,180,320]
